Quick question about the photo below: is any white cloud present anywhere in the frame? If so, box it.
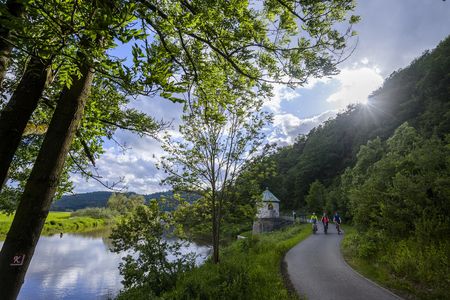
[71,94,186,194]
[264,83,300,113]
[268,110,338,146]
[326,66,383,108]
[302,76,331,90]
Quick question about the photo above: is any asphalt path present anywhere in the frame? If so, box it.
[284,223,402,300]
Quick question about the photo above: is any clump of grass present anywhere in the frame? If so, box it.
[42,212,107,235]
[341,225,449,300]
[0,213,14,239]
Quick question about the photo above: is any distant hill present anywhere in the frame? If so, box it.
[51,191,174,211]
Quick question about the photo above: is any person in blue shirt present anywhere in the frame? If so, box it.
[333,211,342,234]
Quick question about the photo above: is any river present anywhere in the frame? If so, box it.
[0,229,211,300]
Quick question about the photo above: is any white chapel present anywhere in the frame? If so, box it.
[256,187,280,219]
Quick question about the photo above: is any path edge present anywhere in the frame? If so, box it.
[280,252,303,300]
[338,238,404,300]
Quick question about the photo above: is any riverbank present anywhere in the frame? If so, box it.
[118,223,310,299]
[341,225,445,299]
[0,212,114,240]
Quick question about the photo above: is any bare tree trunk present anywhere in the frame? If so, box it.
[212,196,220,264]
[0,0,25,88]
[0,61,94,299]
[0,57,51,190]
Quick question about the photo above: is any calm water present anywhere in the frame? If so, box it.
[0,230,210,300]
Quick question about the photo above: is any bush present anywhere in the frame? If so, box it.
[343,227,450,299]
[111,203,195,297]
[383,239,450,289]
[70,207,118,219]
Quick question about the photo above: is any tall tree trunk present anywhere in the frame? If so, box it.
[0,57,51,190]
[0,0,26,88]
[212,197,220,263]
[0,61,94,299]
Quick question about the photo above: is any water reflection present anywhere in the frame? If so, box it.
[0,230,210,300]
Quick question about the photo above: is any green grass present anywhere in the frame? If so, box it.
[0,211,111,240]
[341,225,442,300]
[341,226,403,292]
[118,224,311,300]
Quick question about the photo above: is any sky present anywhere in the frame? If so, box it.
[72,0,450,194]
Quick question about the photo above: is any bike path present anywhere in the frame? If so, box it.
[284,224,402,300]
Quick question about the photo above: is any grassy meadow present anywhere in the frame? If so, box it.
[0,211,111,240]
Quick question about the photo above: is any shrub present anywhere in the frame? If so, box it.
[70,207,118,219]
[111,203,195,296]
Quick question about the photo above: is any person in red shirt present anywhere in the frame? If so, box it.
[321,212,329,234]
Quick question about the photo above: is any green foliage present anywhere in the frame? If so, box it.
[160,224,309,300]
[341,123,450,298]
[172,197,212,241]
[110,202,195,296]
[107,193,145,214]
[347,124,450,238]
[173,194,255,243]
[70,207,118,219]
[305,180,326,213]
[0,75,164,209]
[161,60,274,262]
[343,227,450,299]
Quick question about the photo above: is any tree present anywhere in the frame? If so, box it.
[0,0,25,87]
[343,124,450,293]
[107,193,146,213]
[0,0,140,192]
[161,61,272,263]
[107,193,130,212]
[0,57,51,189]
[0,0,359,295]
[305,180,326,213]
[0,1,138,294]
[110,202,195,296]
[0,76,162,212]
[0,43,96,298]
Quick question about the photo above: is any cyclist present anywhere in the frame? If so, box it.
[310,212,318,233]
[333,211,342,234]
[321,213,329,234]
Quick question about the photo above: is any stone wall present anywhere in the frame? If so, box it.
[252,218,293,234]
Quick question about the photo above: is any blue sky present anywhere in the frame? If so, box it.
[72,0,450,194]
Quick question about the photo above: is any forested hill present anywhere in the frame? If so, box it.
[50,191,173,211]
[262,35,450,210]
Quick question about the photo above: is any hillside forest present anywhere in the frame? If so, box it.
[242,36,450,296]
